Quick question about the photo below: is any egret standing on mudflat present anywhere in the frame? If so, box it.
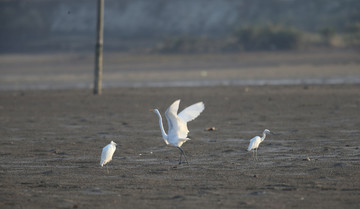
[151,99,205,164]
[247,129,271,160]
[100,141,117,167]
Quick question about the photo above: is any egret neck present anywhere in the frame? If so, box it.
[153,109,169,144]
[261,130,269,142]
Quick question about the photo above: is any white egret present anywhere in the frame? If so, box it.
[100,141,117,167]
[247,129,271,160]
[151,99,205,164]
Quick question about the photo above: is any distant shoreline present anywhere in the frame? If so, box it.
[1,77,360,91]
[1,49,359,90]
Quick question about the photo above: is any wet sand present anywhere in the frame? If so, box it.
[0,84,359,208]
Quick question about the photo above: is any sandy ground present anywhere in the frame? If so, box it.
[0,84,359,209]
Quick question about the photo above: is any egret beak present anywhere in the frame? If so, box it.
[149,109,154,112]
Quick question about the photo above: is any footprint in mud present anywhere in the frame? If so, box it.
[332,162,347,167]
[222,149,235,153]
[42,170,54,175]
[307,167,320,172]
[83,187,103,194]
[249,191,266,195]
[49,149,67,155]
[263,184,297,191]
[172,195,185,200]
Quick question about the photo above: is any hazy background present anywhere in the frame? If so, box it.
[1,0,360,89]
[1,0,360,53]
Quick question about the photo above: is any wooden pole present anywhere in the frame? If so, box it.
[94,0,104,95]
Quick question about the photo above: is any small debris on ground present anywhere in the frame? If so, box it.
[303,157,311,161]
[205,127,216,131]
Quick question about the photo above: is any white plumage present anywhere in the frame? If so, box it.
[247,129,270,160]
[152,99,205,164]
[100,141,117,167]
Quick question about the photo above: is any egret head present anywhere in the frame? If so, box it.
[150,109,159,114]
[264,129,270,133]
[110,141,117,146]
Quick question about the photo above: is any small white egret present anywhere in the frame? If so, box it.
[247,129,271,160]
[100,141,117,167]
[151,99,205,164]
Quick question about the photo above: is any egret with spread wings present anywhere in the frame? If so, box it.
[152,99,205,164]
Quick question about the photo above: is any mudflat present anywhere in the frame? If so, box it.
[0,84,359,208]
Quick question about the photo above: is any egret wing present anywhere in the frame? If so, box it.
[100,146,108,166]
[165,100,181,133]
[165,100,189,142]
[100,144,116,166]
[247,136,260,151]
[166,100,180,115]
[178,102,205,123]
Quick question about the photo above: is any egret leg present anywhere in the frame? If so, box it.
[177,147,188,164]
[252,150,255,160]
[256,148,258,161]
